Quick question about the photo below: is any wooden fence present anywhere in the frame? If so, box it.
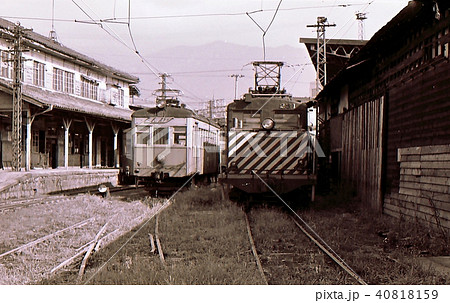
[341,97,384,211]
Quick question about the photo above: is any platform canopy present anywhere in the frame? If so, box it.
[299,38,367,84]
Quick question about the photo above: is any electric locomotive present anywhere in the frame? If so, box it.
[223,61,315,196]
[120,90,220,194]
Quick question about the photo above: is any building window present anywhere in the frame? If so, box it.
[32,130,39,153]
[33,61,45,87]
[33,130,46,153]
[118,88,124,107]
[53,68,74,94]
[81,77,98,100]
[0,51,10,78]
[53,68,64,91]
[64,71,74,93]
[71,133,82,154]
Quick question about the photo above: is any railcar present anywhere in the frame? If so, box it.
[223,61,316,198]
[120,97,220,194]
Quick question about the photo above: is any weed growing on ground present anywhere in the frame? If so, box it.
[44,185,263,285]
[174,186,223,208]
[313,183,357,211]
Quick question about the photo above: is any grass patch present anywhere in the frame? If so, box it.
[301,201,449,284]
[313,182,357,211]
[1,194,158,285]
[45,186,263,285]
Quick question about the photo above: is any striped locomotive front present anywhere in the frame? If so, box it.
[227,130,309,176]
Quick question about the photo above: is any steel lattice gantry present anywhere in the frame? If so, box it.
[11,24,27,171]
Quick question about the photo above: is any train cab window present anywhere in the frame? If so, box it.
[233,118,239,128]
[173,126,186,146]
[273,113,300,129]
[153,127,169,145]
[232,118,243,129]
[136,126,150,145]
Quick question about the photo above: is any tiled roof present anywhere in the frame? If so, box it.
[0,18,139,83]
[0,79,132,122]
[24,84,132,122]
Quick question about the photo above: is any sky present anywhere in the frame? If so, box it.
[1,0,410,106]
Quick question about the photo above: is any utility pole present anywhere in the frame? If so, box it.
[208,99,213,119]
[356,12,367,41]
[154,73,181,107]
[159,73,169,100]
[306,17,335,202]
[229,74,244,100]
[307,17,336,93]
[11,23,29,171]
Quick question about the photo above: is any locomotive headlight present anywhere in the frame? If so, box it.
[156,101,165,109]
[261,118,275,130]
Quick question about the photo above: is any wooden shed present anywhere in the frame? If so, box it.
[315,0,450,232]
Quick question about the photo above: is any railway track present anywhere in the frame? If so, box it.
[244,204,367,285]
[0,185,149,212]
[0,195,75,212]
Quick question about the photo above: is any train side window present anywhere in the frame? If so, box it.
[173,126,186,146]
[153,127,169,145]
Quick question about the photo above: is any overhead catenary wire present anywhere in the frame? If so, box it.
[127,0,139,53]
[3,1,377,105]
[0,3,370,23]
[70,0,203,113]
[246,0,283,61]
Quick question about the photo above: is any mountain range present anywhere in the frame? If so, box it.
[99,41,316,109]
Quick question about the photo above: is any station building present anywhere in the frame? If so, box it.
[0,18,139,171]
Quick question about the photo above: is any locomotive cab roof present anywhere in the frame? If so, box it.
[132,105,220,128]
[132,105,195,118]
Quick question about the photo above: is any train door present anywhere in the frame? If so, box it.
[194,123,199,173]
[186,119,193,175]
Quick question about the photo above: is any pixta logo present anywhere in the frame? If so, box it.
[228,130,325,158]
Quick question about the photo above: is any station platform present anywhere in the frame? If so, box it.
[0,168,119,200]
